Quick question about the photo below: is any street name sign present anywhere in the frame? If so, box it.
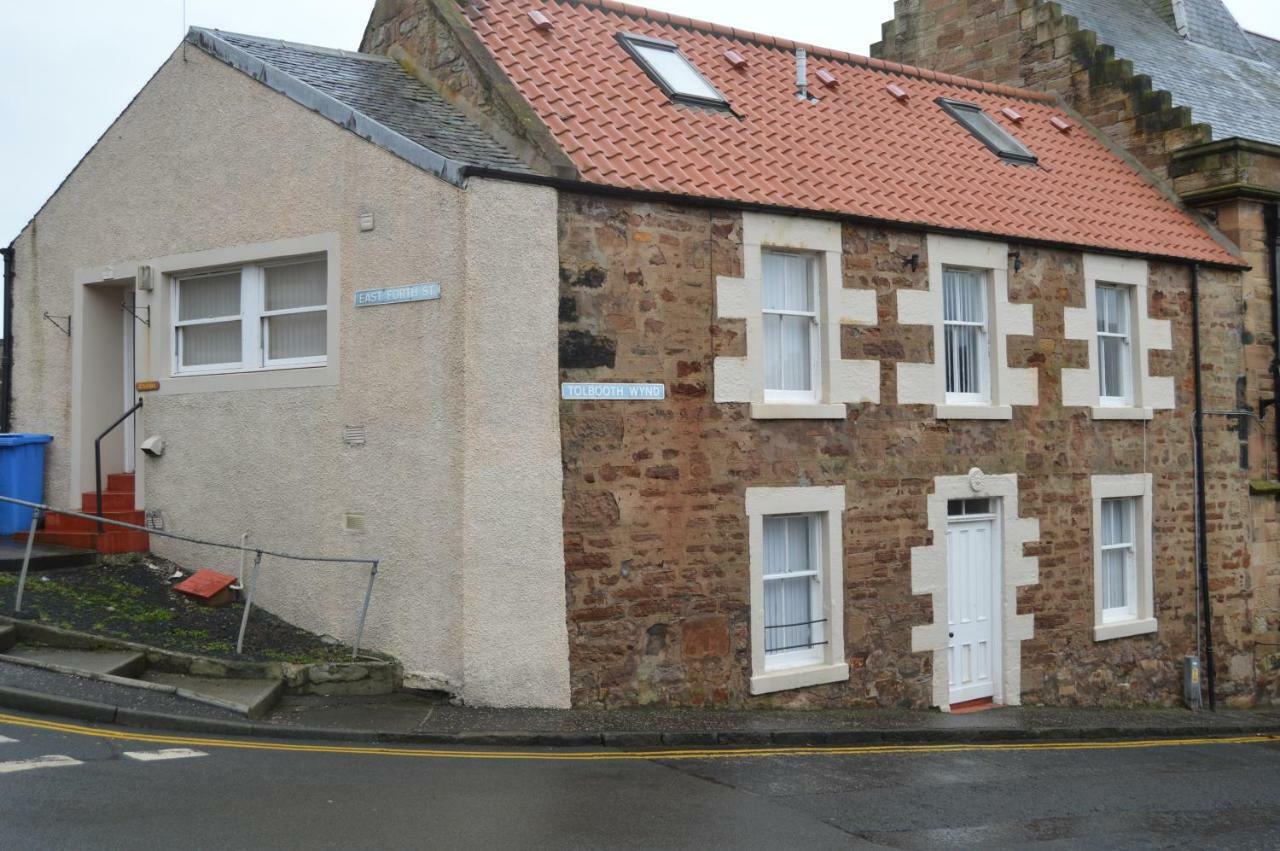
[561,382,666,401]
[355,283,441,307]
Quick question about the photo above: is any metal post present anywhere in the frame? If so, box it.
[352,560,378,661]
[14,509,40,613]
[235,551,263,656]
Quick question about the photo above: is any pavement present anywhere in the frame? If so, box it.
[2,708,1279,849]
[4,657,1280,746]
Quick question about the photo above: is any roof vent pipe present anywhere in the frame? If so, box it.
[796,48,809,101]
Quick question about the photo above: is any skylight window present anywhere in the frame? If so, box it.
[937,98,1037,166]
[618,33,727,108]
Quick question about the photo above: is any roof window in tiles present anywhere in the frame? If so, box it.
[618,33,727,108]
[938,98,1038,166]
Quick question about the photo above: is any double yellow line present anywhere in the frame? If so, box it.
[1,711,1275,763]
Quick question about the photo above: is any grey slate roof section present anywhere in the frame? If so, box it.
[187,28,532,187]
[1054,0,1280,145]
[1246,31,1280,70]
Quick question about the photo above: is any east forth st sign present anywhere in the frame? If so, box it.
[354,283,441,307]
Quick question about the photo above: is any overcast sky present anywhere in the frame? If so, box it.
[1,0,1278,253]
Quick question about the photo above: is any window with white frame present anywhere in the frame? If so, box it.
[174,256,327,375]
[1091,474,1156,641]
[762,514,825,669]
[943,268,990,404]
[1096,283,1133,406]
[762,251,820,404]
[746,485,848,695]
[1099,497,1137,623]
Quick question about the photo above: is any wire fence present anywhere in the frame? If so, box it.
[0,494,380,661]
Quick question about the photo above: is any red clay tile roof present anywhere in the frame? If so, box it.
[464,0,1242,267]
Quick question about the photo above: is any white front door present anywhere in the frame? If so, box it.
[947,503,999,705]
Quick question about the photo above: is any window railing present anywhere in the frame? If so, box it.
[764,617,829,653]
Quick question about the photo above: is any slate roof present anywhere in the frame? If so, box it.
[462,0,1240,266]
[189,28,531,179]
[1055,0,1280,146]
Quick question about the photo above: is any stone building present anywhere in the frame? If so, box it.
[3,0,1264,711]
[873,0,1280,707]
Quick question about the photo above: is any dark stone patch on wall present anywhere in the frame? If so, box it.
[560,330,616,369]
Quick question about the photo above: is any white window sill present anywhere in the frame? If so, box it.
[936,404,1013,421]
[1092,405,1154,421]
[1094,617,1158,642]
[751,402,847,420]
[750,661,849,695]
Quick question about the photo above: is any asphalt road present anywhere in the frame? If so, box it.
[2,710,1280,849]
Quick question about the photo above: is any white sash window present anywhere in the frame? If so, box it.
[762,514,824,669]
[943,268,990,404]
[762,251,820,403]
[1097,284,1133,406]
[1100,497,1138,623]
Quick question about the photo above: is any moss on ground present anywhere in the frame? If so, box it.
[0,555,352,664]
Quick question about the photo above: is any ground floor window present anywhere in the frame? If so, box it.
[746,485,848,695]
[762,513,825,668]
[1091,475,1157,641]
[173,255,327,375]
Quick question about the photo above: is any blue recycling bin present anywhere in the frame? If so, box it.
[0,434,53,535]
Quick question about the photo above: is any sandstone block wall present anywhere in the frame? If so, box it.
[557,192,1256,709]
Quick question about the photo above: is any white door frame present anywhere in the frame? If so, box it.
[946,503,1003,705]
[122,291,136,474]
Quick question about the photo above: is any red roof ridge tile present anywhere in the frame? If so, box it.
[545,0,1059,104]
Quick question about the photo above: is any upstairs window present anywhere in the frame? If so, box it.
[1096,283,1133,406]
[938,98,1037,165]
[174,256,327,375]
[943,268,990,404]
[762,251,820,403]
[618,33,727,108]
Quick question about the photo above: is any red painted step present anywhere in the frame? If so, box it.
[13,472,149,555]
[81,492,136,513]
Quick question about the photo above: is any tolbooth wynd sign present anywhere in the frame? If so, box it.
[354,283,441,307]
[561,383,666,401]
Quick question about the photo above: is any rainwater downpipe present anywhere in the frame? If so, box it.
[1190,263,1217,710]
[1,243,14,433]
[1266,202,1280,480]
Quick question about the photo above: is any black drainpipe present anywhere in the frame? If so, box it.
[1,243,13,433]
[1190,263,1216,710]
[1267,203,1280,480]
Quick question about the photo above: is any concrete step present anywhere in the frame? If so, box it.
[0,626,15,653]
[0,539,98,572]
[106,473,136,493]
[0,646,147,678]
[139,671,284,719]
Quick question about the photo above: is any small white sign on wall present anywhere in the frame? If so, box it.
[561,383,666,401]
[354,283,441,307]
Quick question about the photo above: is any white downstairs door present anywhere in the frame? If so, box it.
[947,499,1000,705]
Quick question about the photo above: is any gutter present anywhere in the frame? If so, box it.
[1,243,13,433]
[1189,263,1217,710]
[460,164,1249,272]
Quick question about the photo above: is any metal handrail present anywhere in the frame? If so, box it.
[0,493,380,660]
[94,398,144,533]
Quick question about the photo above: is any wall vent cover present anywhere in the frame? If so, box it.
[344,513,366,533]
[343,425,367,447]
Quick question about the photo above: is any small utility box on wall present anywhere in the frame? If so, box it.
[1183,655,1203,710]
